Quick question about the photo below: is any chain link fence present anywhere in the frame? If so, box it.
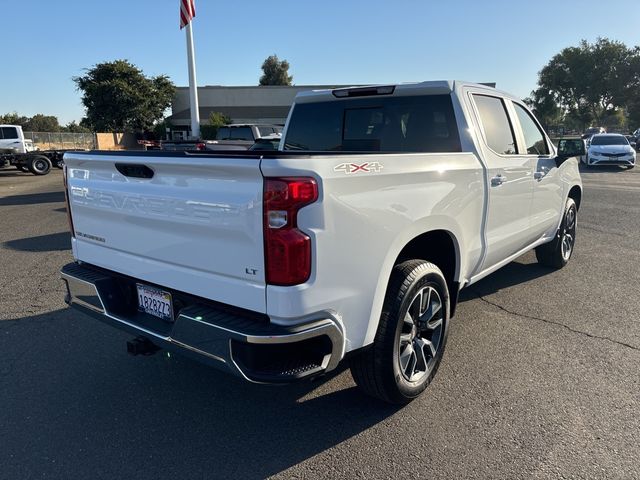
[23,132,96,150]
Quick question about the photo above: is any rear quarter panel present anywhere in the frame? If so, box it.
[261,152,484,351]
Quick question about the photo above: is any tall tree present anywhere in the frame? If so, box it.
[0,112,29,127]
[524,88,564,129]
[259,55,293,86]
[25,114,60,132]
[62,121,91,133]
[74,60,175,132]
[536,38,640,127]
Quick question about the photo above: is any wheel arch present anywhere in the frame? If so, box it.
[568,184,582,210]
[395,230,460,306]
[363,226,463,347]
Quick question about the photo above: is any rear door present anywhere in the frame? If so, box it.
[64,152,267,313]
[469,93,534,270]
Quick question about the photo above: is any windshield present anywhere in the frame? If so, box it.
[590,135,628,146]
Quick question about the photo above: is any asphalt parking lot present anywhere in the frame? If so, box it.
[1,165,639,480]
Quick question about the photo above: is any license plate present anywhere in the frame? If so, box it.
[136,284,173,322]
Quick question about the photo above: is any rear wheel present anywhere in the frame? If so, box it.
[28,156,52,175]
[535,197,577,269]
[350,260,450,404]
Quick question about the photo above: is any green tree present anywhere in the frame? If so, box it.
[536,38,640,128]
[524,88,564,129]
[201,111,231,139]
[628,96,640,129]
[24,114,60,132]
[62,120,91,133]
[0,112,29,127]
[152,119,172,140]
[259,55,293,86]
[74,60,175,132]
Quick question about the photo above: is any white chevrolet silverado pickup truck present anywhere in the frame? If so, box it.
[61,81,584,404]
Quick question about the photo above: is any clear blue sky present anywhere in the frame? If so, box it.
[2,0,639,124]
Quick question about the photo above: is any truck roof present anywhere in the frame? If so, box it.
[294,80,516,103]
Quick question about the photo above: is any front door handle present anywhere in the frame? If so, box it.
[534,166,550,181]
[491,174,507,186]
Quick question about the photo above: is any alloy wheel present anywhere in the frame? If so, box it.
[561,205,576,261]
[398,285,444,383]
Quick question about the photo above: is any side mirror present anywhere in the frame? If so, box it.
[556,139,585,167]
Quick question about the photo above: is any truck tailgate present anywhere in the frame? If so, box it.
[64,152,266,313]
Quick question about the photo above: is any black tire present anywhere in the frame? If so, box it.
[54,157,64,169]
[535,197,577,269]
[350,260,450,404]
[28,156,52,175]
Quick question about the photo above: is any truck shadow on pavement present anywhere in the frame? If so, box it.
[3,231,71,252]
[0,308,399,479]
[0,258,556,478]
[0,169,35,178]
[0,190,65,206]
[459,256,551,301]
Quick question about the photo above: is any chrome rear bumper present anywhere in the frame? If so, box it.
[61,262,344,383]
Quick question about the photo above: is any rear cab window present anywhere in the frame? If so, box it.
[228,127,254,141]
[216,126,254,141]
[284,95,461,153]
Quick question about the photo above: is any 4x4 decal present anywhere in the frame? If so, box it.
[334,162,384,174]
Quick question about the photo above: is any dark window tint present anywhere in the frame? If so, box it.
[1,127,19,139]
[514,103,549,155]
[257,126,275,137]
[216,127,230,140]
[590,135,628,146]
[284,95,461,153]
[473,95,517,155]
[228,126,253,141]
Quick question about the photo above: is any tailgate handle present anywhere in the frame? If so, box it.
[115,163,154,179]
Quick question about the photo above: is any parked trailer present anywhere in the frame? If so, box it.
[0,149,79,175]
[0,124,87,175]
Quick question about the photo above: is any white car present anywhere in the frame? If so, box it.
[584,133,636,168]
[61,81,583,404]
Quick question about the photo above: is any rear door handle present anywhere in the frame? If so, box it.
[491,174,507,186]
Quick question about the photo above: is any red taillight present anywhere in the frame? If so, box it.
[63,164,75,238]
[264,177,318,286]
[195,142,206,151]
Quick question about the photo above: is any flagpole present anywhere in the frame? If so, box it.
[185,20,200,139]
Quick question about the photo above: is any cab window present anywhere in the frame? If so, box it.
[473,95,517,155]
[1,127,19,139]
[513,103,549,155]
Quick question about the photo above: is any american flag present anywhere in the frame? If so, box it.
[179,0,196,29]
